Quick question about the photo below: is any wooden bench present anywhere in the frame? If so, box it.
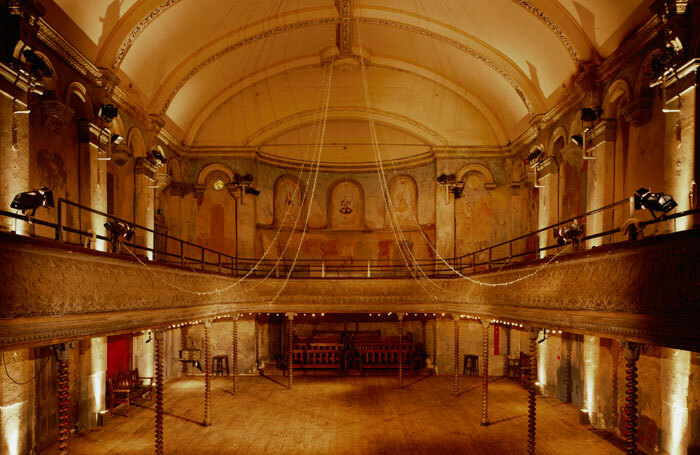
[292,333,343,370]
[349,335,424,373]
[107,368,154,416]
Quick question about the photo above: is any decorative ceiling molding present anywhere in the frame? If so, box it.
[356,17,537,115]
[112,0,183,70]
[511,0,581,67]
[36,18,101,83]
[159,17,339,115]
[242,106,448,146]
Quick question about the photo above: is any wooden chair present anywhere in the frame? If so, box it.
[213,355,229,375]
[463,354,479,376]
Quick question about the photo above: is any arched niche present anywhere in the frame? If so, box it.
[167,157,182,182]
[456,163,496,190]
[127,127,147,158]
[328,179,365,230]
[196,163,234,186]
[602,78,632,119]
[32,51,61,100]
[385,175,418,228]
[64,81,93,122]
[273,174,305,226]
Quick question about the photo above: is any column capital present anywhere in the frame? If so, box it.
[231,313,239,321]
[662,58,700,99]
[621,341,643,361]
[526,326,540,340]
[40,99,75,133]
[397,312,404,321]
[286,312,295,320]
[94,67,121,101]
[481,319,491,329]
[589,119,617,146]
[51,341,75,361]
[154,329,165,342]
[78,120,110,148]
[204,319,212,328]
[135,157,157,180]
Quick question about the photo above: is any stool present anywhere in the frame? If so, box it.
[463,354,479,376]
[212,355,229,376]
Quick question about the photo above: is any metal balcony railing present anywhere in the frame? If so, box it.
[1,196,698,278]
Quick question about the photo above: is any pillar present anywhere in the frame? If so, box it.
[232,314,238,395]
[0,71,30,235]
[0,348,34,455]
[453,315,459,396]
[398,313,404,389]
[481,319,490,426]
[77,121,110,251]
[203,320,212,426]
[78,337,107,430]
[621,341,642,455]
[503,325,511,377]
[663,59,699,231]
[154,329,164,455]
[134,158,156,259]
[52,342,75,455]
[586,120,617,248]
[287,313,294,389]
[254,315,259,373]
[527,328,539,455]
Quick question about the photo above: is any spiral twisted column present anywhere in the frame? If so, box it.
[527,328,539,455]
[203,319,212,426]
[564,332,572,403]
[622,342,642,455]
[453,315,459,396]
[481,319,491,426]
[287,313,294,389]
[154,330,165,455]
[398,313,404,389]
[503,326,510,377]
[232,314,239,395]
[254,316,259,373]
[52,343,74,455]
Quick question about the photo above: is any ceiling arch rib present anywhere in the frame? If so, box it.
[152,7,549,121]
[184,56,508,146]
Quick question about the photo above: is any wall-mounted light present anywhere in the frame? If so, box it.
[149,149,167,167]
[553,219,585,250]
[104,220,134,252]
[98,103,118,123]
[436,173,464,204]
[11,187,54,216]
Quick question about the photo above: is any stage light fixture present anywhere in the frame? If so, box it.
[150,149,167,167]
[244,187,260,196]
[634,187,677,219]
[571,135,583,146]
[580,107,602,123]
[110,134,124,146]
[22,49,52,81]
[98,103,118,123]
[104,220,134,247]
[11,187,54,216]
[526,148,543,166]
[553,219,585,248]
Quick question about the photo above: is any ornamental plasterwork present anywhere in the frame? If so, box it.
[113,0,183,70]
[511,0,581,67]
[161,18,340,115]
[356,18,535,115]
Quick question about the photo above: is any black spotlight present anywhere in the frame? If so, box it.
[436,173,449,184]
[98,103,118,123]
[553,220,585,248]
[110,134,124,146]
[104,220,134,252]
[580,107,602,123]
[150,149,167,167]
[235,173,254,185]
[10,187,54,215]
[245,187,260,196]
[570,135,584,146]
[634,187,677,219]
[526,148,543,166]
[22,49,52,81]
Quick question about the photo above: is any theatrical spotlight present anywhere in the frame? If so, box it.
[553,219,585,248]
[150,149,167,167]
[570,135,584,146]
[104,220,134,251]
[22,49,52,81]
[634,187,677,219]
[110,134,124,146]
[580,107,602,123]
[98,103,118,123]
[10,187,54,216]
[644,36,684,80]
[526,148,543,167]
[245,187,260,196]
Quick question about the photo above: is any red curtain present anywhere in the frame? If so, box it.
[107,334,132,378]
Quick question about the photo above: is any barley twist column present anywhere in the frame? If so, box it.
[254,315,259,373]
[232,314,239,395]
[503,325,510,377]
[398,313,404,389]
[481,319,491,426]
[527,327,539,455]
[154,330,165,455]
[621,341,642,455]
[52,342,74,455]
[453,315,460,396]
[287,313,294,389]
[564,332,572,403]
[203,319,212,426]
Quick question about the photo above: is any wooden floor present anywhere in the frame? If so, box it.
[51,375,625,455]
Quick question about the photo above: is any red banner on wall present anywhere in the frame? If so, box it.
[494,325,500,356]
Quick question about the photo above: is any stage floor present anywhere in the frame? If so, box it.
[50,375,626,454]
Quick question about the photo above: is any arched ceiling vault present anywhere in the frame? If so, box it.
[46,0,654,158]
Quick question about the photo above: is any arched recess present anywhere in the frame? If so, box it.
[602,79,632,119]
[385,175,418,228]
[455,164,496,256]
[32,51,62,100]
[167,157,182,182]
[196,163,235,186]
[64,82,94,122]
[127,127,147,158]
[327,179,365,230]
[273,174,306,226]
[456,163,495,188]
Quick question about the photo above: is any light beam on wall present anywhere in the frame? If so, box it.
[1,402,24,455]
[665,349,690,454]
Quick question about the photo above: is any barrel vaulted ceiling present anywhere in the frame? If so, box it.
[44,0,653,161]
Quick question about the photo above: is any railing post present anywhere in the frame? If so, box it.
[179,241,184,265]
[472,253,476,272]
[488,248,492,269]
[217,253,221,273]
[201,247,205,269]
[509,241,513,263]
[367,259,371,278]
[56,199,62,242]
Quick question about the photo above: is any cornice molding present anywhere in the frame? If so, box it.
[36,18,100,83]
